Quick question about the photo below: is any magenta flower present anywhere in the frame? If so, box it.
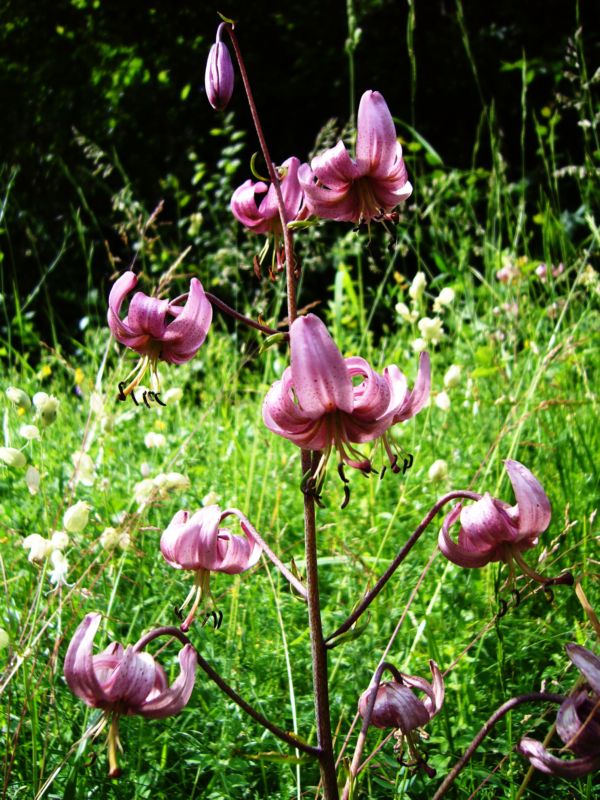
[160,505,262,630]
[518,644,600,778]
[358,661,444,732]
[64,613,197,776]
[231,157,305,235]
[107,271,212,394]
[438,460,551,571]
[262,314,429,482]
[298,90,412,224]
[204,23,234,111]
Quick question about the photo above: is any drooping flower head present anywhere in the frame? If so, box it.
[262,314,429,492]
[204,23,234,111]
[518,644,600,778]
[299,90,412,224]
[438,460,552,576]
[160,505,262,631]
[64,613,197,777]
[358,661,444,774]
[107,271,212,396]
[231,156,306,276]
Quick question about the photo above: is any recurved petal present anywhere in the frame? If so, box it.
[438,504,494,568]
[107,272,142,344]
[393,352,431,423]
[355,91,398,177]
[126,292,170,340]
[103,647,156,708]
[214,530,261,574]
[504,460,551,538]
[290,314,353,416]
[64,613,112,707]
[231,179,272,232]
[556,693,600,755]
[566,644,600,694]
[262,370,330,450]
[160,505,222,571]
[359,682,430,732]
[139,644,198,719]
[517,737,600,778]
[460,493,515,549]
[310,141,361,189]
[161,279,212,364]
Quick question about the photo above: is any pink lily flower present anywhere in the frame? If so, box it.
[107,271,212,395]
[262,314,429,484]
[231,156,306,276]
[438,460,551,572]
[518,644,600,777]
[160,505,262,631]
[298,90,412,224]
[64,613,197,777]
[358,661,444,732]
[204,23,234,111]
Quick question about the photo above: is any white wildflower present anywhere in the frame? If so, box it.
[25,466,41,494]
[163,387,183,404]
[22,534,53,562]
[428,459,449,482]
[19,424,40,441]
[63,501,90,533]
[0,628,9,650]
[418,317,444,343]
[155,472,190,492]
[50,531,70,550]
[6,387,31,411]
[411,338,427,353]
[443,364,462,389]
[0,447,26,468]
[408,271,427,302]
[434,391,451,411]
[72,452,95,486]
[202,490,220,507]
[433,287,455,313]
[144,432,167,449]
[395,302,418,324]
[33,393,60,426]
[49,550,69,585]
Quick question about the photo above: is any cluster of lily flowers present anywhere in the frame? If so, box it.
[30,22,595,788]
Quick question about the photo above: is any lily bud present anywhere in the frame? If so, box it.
[205,25,234,110]
[63,501,90,533]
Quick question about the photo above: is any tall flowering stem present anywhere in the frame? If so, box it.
[431,692,564,799]
[326,490,481,646]
[224,25,338,796]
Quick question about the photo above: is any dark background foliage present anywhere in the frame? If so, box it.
[0,0,596,347]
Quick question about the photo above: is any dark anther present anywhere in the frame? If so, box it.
[544,587,555,604]
[174,605,183,621]
[117,382,127,402]
[131,390,140,406]
[337,462,349,484]
[215,610,224,630]
[341,483,351,510]
[511,589,521,608]
[142,391,151,408]
[402,453,414,473]
[379,465,387,481]
[253,254,262,281]
[545,571,574,587]
[151,391,166,407]
[497,598,508,618]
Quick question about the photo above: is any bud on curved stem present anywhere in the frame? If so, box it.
[205,23,234,111]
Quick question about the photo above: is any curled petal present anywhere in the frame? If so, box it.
[556,693,600,755]
[460,494,515,550]
[290,315,353,416]
[438,504,494,568]
[504,460,551,539]
[392,351,431,423]
[310,141,361,189]
[102,648,156,708]
[359,682,430,732]
[231,179,272,233]
[126,292,170,341]
[139,644,198,719]
[64,613,111,707]
[355,90,398,177]
[161,278,212,364]
[262,368,330,450]
[566,644,600,695]
[215,529,261,574]
[518,737,600,778]
[107,272,148,349]
[160,506,221,570]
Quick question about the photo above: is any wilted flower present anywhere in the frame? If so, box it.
[160,505,262,630]
[107,272,212,395]
[438,460,552,574]
[204,23,234,111]
[0,447,26,468]
[518,644,600,777]
[22,534,54,562]
[6,386,31,411]
[299,90,412,223]
[32,392,60,426]
[64,613,197,777]
[63,501,91,533]
[443,364,462,389]
[262,314,429,483]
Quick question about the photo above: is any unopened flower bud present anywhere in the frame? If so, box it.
[443,364,462,389]
[72,452,96,486]
[205,25,234,111]
[25,465,40,494]
[0,447,26,468]
[63,501,90,533]
[33,392,60,426]
[434,391,451,411]
[408,271,427,302]
[144,432,166,449]
[19,424,40,441]
[433,287,455,312]
[6,387,31,411]
[428,459,449,482]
